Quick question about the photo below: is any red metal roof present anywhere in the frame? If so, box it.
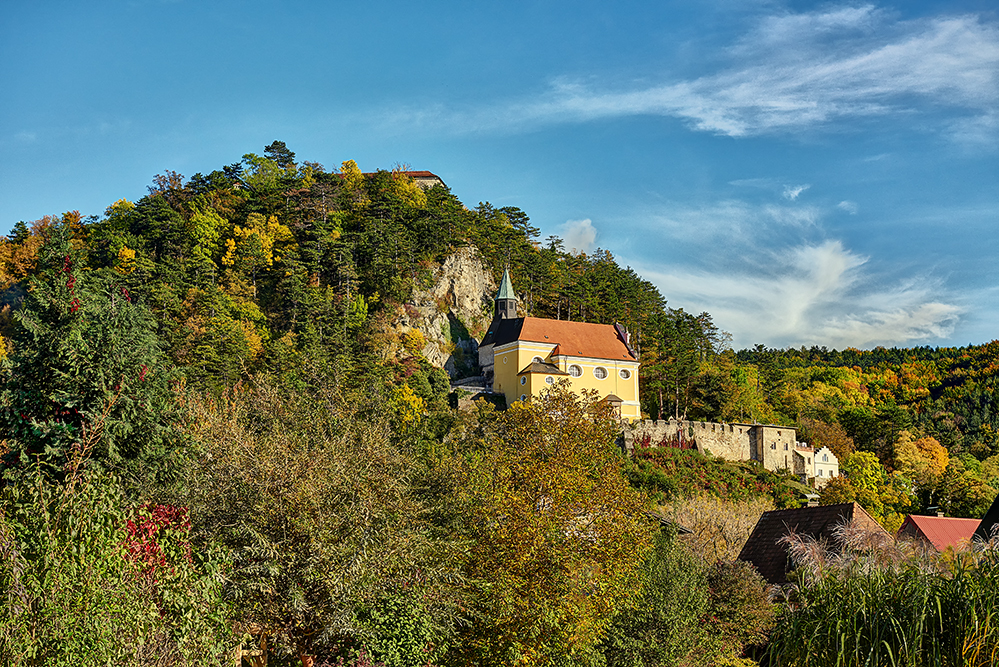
[518,318,636,361]
[898,515,980,552]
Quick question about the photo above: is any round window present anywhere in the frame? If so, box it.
[619,369,631,379]
[594,367,608,379]
[520,376,527,385]
[568,365,582,377]
[545,376,554,385]
[520,394,527,402]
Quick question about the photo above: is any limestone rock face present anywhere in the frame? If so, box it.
[396,246,496,378]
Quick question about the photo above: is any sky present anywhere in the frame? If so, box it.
[2,0,998,350]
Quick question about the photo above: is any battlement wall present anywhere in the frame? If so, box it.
[622,418,797,471]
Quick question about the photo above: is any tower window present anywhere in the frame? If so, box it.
[520,394,527,402]
[520,376,526,386]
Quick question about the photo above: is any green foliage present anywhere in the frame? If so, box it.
[179,376,463,661]
[0,460,230,665]
[0,223,180,488]
[444,386,654,666]
[768,548,999,667]
[599,529,709,667]
[627,447,802,508]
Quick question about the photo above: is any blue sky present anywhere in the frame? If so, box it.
[2,0,998,349]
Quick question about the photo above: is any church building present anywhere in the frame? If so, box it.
[478,270,641,419]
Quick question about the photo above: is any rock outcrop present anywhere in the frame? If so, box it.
[395,246,496,378]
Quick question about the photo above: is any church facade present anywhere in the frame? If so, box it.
[478,270,641,419]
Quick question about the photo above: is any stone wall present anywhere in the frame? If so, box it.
[622,418,798,473]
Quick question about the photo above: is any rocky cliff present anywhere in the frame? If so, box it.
[394,246,496,379]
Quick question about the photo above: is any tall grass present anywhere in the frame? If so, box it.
[766,523,999,666]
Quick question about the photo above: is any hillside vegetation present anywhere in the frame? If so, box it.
[2,142,999,665]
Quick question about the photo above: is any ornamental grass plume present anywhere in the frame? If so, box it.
[767,518,999,666]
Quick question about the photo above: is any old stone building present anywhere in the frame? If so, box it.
[623,417,840,483]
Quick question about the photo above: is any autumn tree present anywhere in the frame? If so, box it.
[444,384,654,666]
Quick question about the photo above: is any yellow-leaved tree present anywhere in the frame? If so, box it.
[444,384,654,666]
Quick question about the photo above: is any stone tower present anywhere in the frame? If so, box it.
[495,268,518,319]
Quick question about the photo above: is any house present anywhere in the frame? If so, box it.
[478,270,641,419]
[738,502,888,585]
[974,492,999,543]
[361,170,445,189]
[897,514,980,552]
[812,446,840,487]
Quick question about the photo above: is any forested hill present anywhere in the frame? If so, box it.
[3,141,999,523]
[0,142,667,392]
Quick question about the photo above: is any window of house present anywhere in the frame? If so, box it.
[770,443,776,450]
[533,356,543,363]
[520,394,527,402]
[545,376,554,385]
[568,365,582,377]
[823,454,828,462]
[818,469,823,476]
[784,444,788,451]
[594,367,608,379]
[619,369,631,379]
[520,376,526,386]
[503,357,508,364]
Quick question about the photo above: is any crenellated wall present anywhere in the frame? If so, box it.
[622,418,798,474]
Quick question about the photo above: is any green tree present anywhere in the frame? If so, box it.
[0,224,180,489]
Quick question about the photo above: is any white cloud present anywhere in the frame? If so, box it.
[783,184,810,200]
[622,198,961,348]
[559,218,597,254]
[635,239,960,348]
[405,8,999,140]
[837,200,859,214]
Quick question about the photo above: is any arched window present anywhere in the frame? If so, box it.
[594,367,608,379]
[533,356,543,363]
[619,369,631,379]
[568,365,582,377]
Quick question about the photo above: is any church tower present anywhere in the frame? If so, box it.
[495,268,518,319]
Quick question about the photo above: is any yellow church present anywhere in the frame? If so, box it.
[478,270,641,420]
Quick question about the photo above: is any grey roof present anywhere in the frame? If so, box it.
[479,316,524,348]
[496,268,517,301]
[517,361,569,376]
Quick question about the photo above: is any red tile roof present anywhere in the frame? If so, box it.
[518,318,636,361]
[898,515,980,552]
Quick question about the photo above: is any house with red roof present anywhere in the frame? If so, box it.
[897,514,980,552]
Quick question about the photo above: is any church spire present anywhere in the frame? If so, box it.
[495,268,518,319]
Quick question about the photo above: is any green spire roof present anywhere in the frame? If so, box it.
[496,268,517,301]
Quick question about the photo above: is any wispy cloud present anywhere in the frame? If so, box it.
[837,200,859,214]
[783,184,810,200]
[622,199,961,348]
[636,239,960,348]
[399,7,999,140]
